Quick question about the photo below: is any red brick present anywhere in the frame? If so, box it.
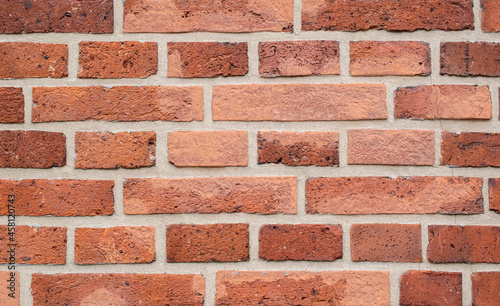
[259,41,340,77]
[400,271,462,306]
[259,224,343,261]
[351,224,422,262]
[167,42,248,78]
[441,42,500,77]
[348,129,434,165]
[78,41,158,79]
[216,271,390,305]
[0,226,66,264]
[489,178,500,213]
[31,273,205,305]
[0,179,114,216]
[75,131,155,169]
[212,83,387,121]
[168,131,248,167]
[0,88,24,123]
[166,224,249,262]
[306,177,483,215]
[441,132,500,167]
[123,177,297,214]
[75,227,155,264]
[258,131,339,166]
[472,272,500,306]
[428,225,500,263]
[123,0,293,33]
[302,0,474,31]
[0,0,113,33]
[350,41,431,76]
[0,271,19,306]
[395,85,492,120]
[0,42,67,79]
[482,0,500,32]
[0,131,66,168]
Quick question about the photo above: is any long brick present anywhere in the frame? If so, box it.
[348,129,434,165]
[123,177,297,214]
[78,41,158,79]
[168,131,248,167]
[32,86,203,122]
[0,179,114,216]
[441,132,500,167]
[0,42,67,79]
[306,177,483,215]
[0,131,66,168]
[0,88,24,123]
[212,84,387,121]
[441,42,500,77]
[166,224,249,262]
[75,227,155,264]
[350,41,431,76]
[167,42,248,78]
[482,0,500,32]
[489,178,500,213]
[259,224,343,261]
[400,271,462,306]
[31,273,205,305]
[0,226,66,264]
[0,0,113,33]
[0,271,18,306]
[351,224,422,262]
[428,225,500,263]
[216,271,390,305]
[302,0,474,31]
[472,272,500,305]
[123,0,293,33]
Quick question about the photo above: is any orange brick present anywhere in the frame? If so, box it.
[481,0,500,32]
[489,178,500,213]
[441,132,500,167]
[0,88,24,123]
[472,272,500,305]
[0,271,19,306]
[400,271,462,306]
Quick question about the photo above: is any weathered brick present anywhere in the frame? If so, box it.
[0,131,66,168]
[0,0,113,33]
[350,41,431,76]
[123,177,296,214]
[167,42,248,78]
[472,272,500,306]
[168,131,248,167]
[0,88,24,123]
[78,41,158,79]
[0,271,18,306]
[31,274,205,305]
[395,85,492,120]
[259,40,340,77]
[33,86,203,122]
[259,224,343,261]
[216,271,390,305]
[441,42,500,77]
[351,224,422,262]
[428,225,500,263]
[441,132,500,167]
[0,42,67,79]
[166,224,249,262]
[302,0,474,31]
[0,179,114,216]
[75,227,155,264]
[75,131,156,169]
[489,178,500,213]
[482,0,500,32]
[400,271,462,306]
[306,177,483,214]
[212,84,387,121]
[348,129,434,165]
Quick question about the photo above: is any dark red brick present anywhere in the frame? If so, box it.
[400,270,462,306]
[472,272,500,306]
[0,88,24,123]
[441,42,500,77]
[441,131,500,167]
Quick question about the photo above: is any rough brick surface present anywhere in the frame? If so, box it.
[400,271,462,306]
[441,42,500,77]
[33,86,203,122]
[348,129,435,165]
[428,225,500,263]
[75,227,155,264]
[166,224,249,262]
[31,274,205,305]
[258,131,339,166]
[0,42,68,79]
[259,224,343,261]
[259,40,340,77]
[0,271,18,306]
[0,88,24,123]
[0,131,66,168]
[351,224,422,262]
[472,272,500,306]
[216,271,390,305]
[78,41,158,79]
[123,177,297,214]
[481,0,500,32]
[212,84,387,121]
[168,42,248,78]
[441,131,500,167]
[306,177,483,214]
[0,179,114,216]
[489,178,500,213]
[75,131,156,169]
[350,41,431,76]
